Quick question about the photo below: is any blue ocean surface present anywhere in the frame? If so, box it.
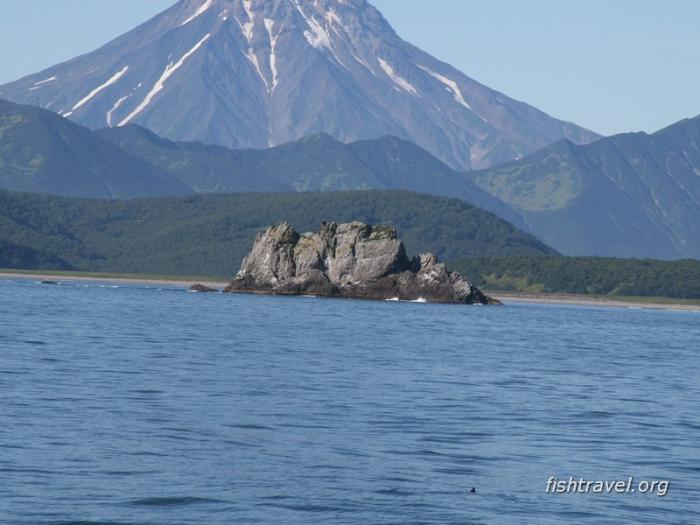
[0,278,698,525]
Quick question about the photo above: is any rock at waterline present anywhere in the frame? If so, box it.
[224,221,499,305]
[189,283,219,293]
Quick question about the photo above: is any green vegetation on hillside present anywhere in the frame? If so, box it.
[467,116,700,259]
[0,99,191,198]
[0,189,554,277]
[0,98,521,227]
[3,186,696,300]
[452,256,700,299]
[97,127,519,222]
[0,240,70,270]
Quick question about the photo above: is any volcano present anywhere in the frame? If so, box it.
[0,0,598,169]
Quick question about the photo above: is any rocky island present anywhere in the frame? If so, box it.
[224,222,498,305]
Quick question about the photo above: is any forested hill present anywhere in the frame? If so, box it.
[0,189,555,277]
[0,99,192,198]
[97,127,518,224]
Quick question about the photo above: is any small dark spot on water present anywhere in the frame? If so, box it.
[23,339,48,346]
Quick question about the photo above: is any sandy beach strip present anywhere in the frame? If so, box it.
[492,292,700,311]
[0,271,228,290]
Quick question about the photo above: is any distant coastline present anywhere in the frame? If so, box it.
[490,291,700,311]
[2,270,698,311]
[0,270,227,291]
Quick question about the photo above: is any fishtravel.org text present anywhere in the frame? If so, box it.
[546,476,669,497]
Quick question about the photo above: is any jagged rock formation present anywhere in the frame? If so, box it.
[224,222,497,304]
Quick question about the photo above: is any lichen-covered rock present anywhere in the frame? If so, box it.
[230,222,300,294]
[224,222,498,305]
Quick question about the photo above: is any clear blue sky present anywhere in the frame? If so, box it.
[1,0,698,136]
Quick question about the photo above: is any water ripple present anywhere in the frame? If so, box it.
[0,279,697,524]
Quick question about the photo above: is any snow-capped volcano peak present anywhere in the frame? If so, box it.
[0,0,598,169]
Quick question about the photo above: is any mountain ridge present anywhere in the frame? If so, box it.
[0,96,519,228]
[468,116,700,259]
[0,0,598,170]
[95,118,521,222]
[0,98,192,199]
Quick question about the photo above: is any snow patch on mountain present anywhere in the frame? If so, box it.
[349,49,373,73]
[418,65,470,110]
[32,76,57,87]
[292,1,348,69]
[245,49,269,91]
[292,0,330,49]
[71,66,129,113]
[237,0,255,42]
[264,18,280,92]
[378,58,418,96]
[119,35,210,126]
[106,95,130,126]
[325,8,342,27]
[303,16,331,48]
[180,0,214,26]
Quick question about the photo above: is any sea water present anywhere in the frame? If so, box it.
[0,278,698,524]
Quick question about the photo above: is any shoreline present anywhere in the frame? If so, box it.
[0,271,228,290]
[490,291,700,311]
[1,270,698,311]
